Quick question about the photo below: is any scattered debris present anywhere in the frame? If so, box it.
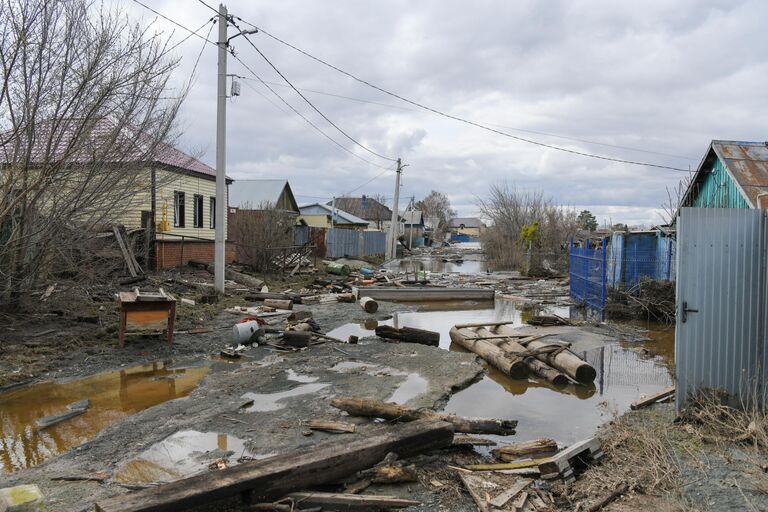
[359,296,379,313]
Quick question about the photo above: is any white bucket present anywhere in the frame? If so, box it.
[233,320,261,343]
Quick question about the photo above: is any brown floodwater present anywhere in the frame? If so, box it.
[327,299,675,446]
[0,361,208,473]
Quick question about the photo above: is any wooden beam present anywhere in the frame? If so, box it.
[94,419,454,512]
[286,492,419,509]
[630,386,675,410]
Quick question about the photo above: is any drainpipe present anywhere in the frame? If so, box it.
[757,192,768,209]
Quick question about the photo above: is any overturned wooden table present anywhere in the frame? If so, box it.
[117,289,176,347]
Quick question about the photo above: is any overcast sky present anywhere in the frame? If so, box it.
[127,0,767,226]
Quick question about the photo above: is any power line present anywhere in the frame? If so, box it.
[230,53,394,171]
[196,0,219,15]
[250,24,693,173]
[241,77,694,161]
[233,26,397,163]
[344,164,398,196]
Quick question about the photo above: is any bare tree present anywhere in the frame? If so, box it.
[416,191,455,241]
[478,183,579,273]
[0,0,186,307]
[659,174,693,225]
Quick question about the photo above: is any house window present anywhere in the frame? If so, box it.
[209,197,216,228]
[173,191,185,227]
[193,194,203,228]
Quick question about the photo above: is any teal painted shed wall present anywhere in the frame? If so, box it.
[691,156,751,209]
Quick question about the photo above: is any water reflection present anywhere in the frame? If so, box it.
[0,362,208,473]
[385,255,487,274]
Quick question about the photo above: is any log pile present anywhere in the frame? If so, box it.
[449,323,597,386]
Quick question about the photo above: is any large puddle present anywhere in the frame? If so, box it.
[327,297,675,445]
[0,362,208,473]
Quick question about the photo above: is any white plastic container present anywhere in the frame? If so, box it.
[233,320,262,343]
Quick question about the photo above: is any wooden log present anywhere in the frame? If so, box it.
[369,464,418,484]
[330,396,516,435]
[492,439,558,461]
[286,492,419,509]
[337,293,356,303]
[282,331,311,348]
[306,420,356,433]
[497,326,596,383]
[375,325,439,346]
[359,296,379,313]
[94,419,454,512]
[448,327,529,379]
[263,299,293,311]
[630,386,675,410]
[468,327,571,386]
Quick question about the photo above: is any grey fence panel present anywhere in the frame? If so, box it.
[326,228,361,258]
[363,231,386,256]
[675,208,767,411]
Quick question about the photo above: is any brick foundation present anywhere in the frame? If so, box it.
[154,240,236,270]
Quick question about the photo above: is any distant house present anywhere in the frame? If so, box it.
[402,210,425,244]
[228,179,300,215]
[680,140,768,211]
[449,217,486,239]
[328,196,402,232]
[299,203,369,230]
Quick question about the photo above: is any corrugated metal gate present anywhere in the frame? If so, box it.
[675,208,768,411]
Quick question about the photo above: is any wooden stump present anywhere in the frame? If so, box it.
[359,296,379,313]
[375,325,440,346]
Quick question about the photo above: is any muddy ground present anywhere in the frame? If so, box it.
[0,294,493,511]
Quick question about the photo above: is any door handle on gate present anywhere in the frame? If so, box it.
[681,301,699,323]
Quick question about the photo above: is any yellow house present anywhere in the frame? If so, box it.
[126,145,233,269]
[298,203,369,229]
[449,217,486,238]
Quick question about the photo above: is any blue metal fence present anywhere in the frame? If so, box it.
[571,232,677,313]
[363,231,386,256]
[569,238,607,311]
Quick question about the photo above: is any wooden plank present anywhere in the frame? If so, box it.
[458,473,490,512]
[464,458,547,472]
[306,420,356,433]
[489,478,532,508]
[630,386,675,410]
[94,419,454,512]
[121,225,143,275]
[287,492,419,509]
[114,226,138,277]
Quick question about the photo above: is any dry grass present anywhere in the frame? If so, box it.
[557,407,695,511]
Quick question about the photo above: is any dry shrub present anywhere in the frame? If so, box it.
[228,202,295,272]
[606,278,676,323]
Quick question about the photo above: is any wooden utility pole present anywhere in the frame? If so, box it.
[388,159,402,259]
